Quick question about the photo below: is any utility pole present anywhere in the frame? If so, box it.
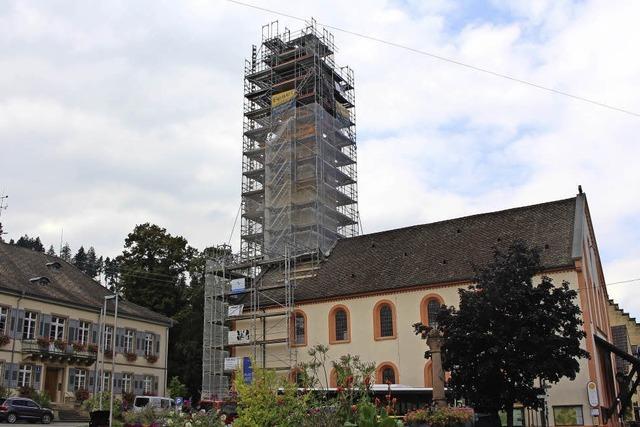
[0,192,8,240]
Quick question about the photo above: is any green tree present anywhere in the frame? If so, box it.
[425,241,589,427]
[85,246,99,278]
[15,235,45,252]
[167,376,188,399]
[0,223,5,242]
[60,242,72,262]
[46,245,56,256]
[73,246,87,270]
[116,223,195,317]
[103,257,119,290]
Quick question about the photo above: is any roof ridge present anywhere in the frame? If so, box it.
[339,196,577,242]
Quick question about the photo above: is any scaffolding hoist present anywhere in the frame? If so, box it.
[203,18,356,399]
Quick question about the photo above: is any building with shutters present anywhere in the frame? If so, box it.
[0,242,172,403]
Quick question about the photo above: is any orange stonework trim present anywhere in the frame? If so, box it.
[373,299,397,341]
[420,294,445,326]
[328,304,351,345]
[376,361,400,385]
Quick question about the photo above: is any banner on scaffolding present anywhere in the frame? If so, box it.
[224,357,240,371]
[228,329,250,345]
[335,101,350,120]
[272,89,296,107]
[230,278,245,293]
[228,304,244,317]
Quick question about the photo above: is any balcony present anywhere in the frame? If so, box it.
[21,340,97,366]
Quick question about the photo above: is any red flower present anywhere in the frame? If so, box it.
[385,394,391,401]
[351,405,357,413]
[336,386,344,393]
[392,397,397,405]
[374,397,381,407]
[345,375,353,385]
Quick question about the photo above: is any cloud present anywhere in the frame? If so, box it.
[1,0,639,316]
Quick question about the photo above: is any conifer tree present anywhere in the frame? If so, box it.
[60,243,72,262]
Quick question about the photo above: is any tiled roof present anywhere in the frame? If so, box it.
[260,197,578,303]
[0,242,172,325]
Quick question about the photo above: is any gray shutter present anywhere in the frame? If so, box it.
[10,364,18,388]
[9,309,17,336]
[155,334,160,355]
[154,376,159,393]
[68,368,76,391]
[133,374,143,395]
[68,319,79,342]
[3,364,10,386]
[90,324,98,344]
[116,328,124,353]
[88,373,94,388]
[113,373,122,394]
[33,365,42,391]
[40,315,51,338]
[136,331,144,356]
[13,310,25,339]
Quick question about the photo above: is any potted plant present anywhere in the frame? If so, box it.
[145,354,158,364]
[0,334,10,347]
[124,351,138,362]
[405,409,430,427]
[72,342,86,352]
[37,337,51,349]
[75,387,90,403]
[53,339,67,351]
[87,343,98,353]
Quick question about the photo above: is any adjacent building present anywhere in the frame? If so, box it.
[0,242,172,402]
[229,193,622,426]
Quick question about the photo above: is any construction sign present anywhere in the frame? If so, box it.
[272,89,296,107]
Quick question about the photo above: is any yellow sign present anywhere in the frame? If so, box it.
[271,89,296,107]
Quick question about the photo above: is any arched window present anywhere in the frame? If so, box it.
[376,362,399,385]
[373,300,397,340]
[290,310,307,347]
[420,294,444,327]
[329,305,350,344]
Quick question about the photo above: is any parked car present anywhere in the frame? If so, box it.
[132,396,175,412]
[0,397,54,424]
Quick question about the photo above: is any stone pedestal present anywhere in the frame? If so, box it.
[426,330,446,408]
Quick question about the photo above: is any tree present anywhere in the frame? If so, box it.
[15,235,45,252]
[103,257,119,290]
[60,243,72,262]
[421,241,589,427]
[167,376,188,399]
[0,223,4,242]
[117,223,195,317]
[85,247,99,278]
[73,246,87,270]
[46,245,56,256]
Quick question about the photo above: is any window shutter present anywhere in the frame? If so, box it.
[10,364,18,388]
[113,373,122,394]
[136,332,144,356]
[8,309,17,336]
[13,310,25,339]
[68,368,76,391]
[33,366,42,391]
[91,324,98,344]
[133,375,142,395]
[89,374,94,387]
[155,334,160,355]
[43,315,51,339]
[116,328,125,353]
[4,365,10,383]
[68,319,79,342]
[154,376,158,392]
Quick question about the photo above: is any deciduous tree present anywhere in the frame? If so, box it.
[416,241,589,427]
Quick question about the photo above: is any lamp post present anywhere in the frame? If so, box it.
[105,294,118,427]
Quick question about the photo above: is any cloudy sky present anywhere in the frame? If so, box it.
[1,1,639,314]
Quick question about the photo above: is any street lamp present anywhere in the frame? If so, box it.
[104,294,118,427]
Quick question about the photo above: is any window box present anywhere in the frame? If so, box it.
[145,354,159,364]
[124,351,138,362]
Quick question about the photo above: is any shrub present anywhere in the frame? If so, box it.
[83,392,122,419]
[121,391,135,408]
[18,385,35,398]
[87,343,98,353]
[32,391,51,408]
[0,385,11,398]
[124,351,137,362]
[0,334,11,347]
[75,387,90,403]
[424,407,473,427]
[168,376,188,399]
[53,339,67,351]
[405,409,430,425]
[145,354,159,363]
[72,342,86,352]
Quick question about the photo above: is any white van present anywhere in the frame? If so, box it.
[132,396,175,412]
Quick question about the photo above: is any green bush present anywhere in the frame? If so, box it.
[82,392,123,419]
[32,391,51,408]
[168,376,188,399]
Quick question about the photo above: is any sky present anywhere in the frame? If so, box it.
[1,0,639,315]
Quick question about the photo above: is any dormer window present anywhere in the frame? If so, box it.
[46,262,62,271]
[29,276,50,286]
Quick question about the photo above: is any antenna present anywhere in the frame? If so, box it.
[59,227,64,255]
[0,192,7,238]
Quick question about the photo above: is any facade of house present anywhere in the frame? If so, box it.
[608,300,640,420]
[232,193,620,426]
[0,242,172,402]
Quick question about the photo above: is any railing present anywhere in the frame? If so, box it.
[21,340,97,365]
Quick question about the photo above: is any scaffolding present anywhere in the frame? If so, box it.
[203,19,355,399]
[240,19,360,261]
